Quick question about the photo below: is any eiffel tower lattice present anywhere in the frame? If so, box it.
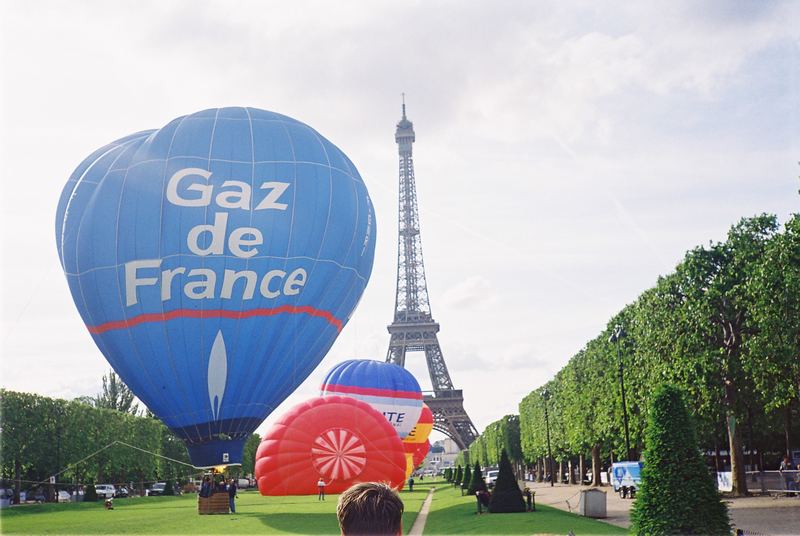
[385,98,478,450]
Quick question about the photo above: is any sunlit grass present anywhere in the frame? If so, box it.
[0,483,434,535]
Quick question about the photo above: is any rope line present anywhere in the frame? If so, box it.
[17,440,197,489]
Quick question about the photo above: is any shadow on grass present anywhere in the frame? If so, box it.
[424,499,626,535]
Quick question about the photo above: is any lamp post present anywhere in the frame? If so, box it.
[609,324,632,460]
[542,388,554,487]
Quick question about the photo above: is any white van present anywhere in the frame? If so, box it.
[485,470,499,488]
[95,484,116,499]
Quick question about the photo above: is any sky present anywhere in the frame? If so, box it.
[1,0,798,445]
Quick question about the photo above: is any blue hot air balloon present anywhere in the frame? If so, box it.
[55,107,376,468]
[320,359,423,439]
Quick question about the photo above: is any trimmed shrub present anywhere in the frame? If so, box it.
[468,462,487,495]
[453,466,463,487]
[461,463,472,491]
[489,450,525,513]
[631,384,730,536]
[84,481,98,502]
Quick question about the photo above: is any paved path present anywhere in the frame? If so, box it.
[527,481,800,535]
[408,487,435,536]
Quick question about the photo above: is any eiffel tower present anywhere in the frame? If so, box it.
[385,98,478,450]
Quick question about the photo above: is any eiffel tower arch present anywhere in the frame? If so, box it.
[385,99,478,450]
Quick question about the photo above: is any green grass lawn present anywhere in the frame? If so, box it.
[422,484,627,535]
[0,484,433,535]
[0,481,626,535]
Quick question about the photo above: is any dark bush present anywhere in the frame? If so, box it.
[84,481,98,502]
[453,466,462,487]
[630,384,730,535]
[489,450,525,513]
[468,462,487,495]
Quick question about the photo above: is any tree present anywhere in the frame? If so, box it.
[676,215,778,495]
[489,450,525,513]
[631,385,729,536]
[77,370,139,415]
[241,433,262,477]
[746,214,800,457]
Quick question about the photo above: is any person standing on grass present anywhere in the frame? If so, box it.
[227,478,237,513]
[337,482,404,536]
[318,477,326,501]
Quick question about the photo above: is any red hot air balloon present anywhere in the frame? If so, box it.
[255,396,406,496]
[413,440,431,468]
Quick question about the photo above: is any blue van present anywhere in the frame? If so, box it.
[611,461,642,499]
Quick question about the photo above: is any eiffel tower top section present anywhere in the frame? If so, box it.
[392,97,432,323]
[396,97,415,151]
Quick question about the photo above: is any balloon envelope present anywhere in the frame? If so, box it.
[403,403,434,445]
[320,360,423,438]
[413,440,431,467]
[255,396,406,495]
[56,107,376,467]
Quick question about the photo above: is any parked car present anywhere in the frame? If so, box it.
[24,488,46,502]
[147,482,166,496]
[95,484,116,500]
[57,490,71,503]
[485,470,499,488]
[114,486,129,498]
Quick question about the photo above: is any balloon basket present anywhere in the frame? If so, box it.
[198,492,229,515]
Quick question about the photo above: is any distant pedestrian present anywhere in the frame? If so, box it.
[476,489,490,514]
[523,487,533,511]
[780,456,794,491]
[408,477,414,492]
[337,482,404,536]
[317,477,326,501]
[227,479,238,513]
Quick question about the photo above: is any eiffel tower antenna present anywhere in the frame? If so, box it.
[386,98,478,449]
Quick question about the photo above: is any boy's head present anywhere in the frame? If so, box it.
[336,482,404,536]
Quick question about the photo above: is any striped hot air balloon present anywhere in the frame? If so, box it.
[320,359,423,439]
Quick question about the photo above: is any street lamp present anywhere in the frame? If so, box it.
[609,324,632,460]
[542,388,554,487]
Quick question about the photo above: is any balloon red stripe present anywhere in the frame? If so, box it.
[86,306,343,334]
[322,383,424,400]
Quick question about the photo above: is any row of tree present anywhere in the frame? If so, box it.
[0,388,261,502]
[465,213,799,496]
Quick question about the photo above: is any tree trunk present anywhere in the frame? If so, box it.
[579,453,585,485]
[537,458,544,482]
[725,407,748,495]
[591,444,601,486]
[14,457,21,504]
[747,407,755,471]
[714,439,721,473]
[568,459,576,484]
[784,401,793,459]
[557,459,562,484]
